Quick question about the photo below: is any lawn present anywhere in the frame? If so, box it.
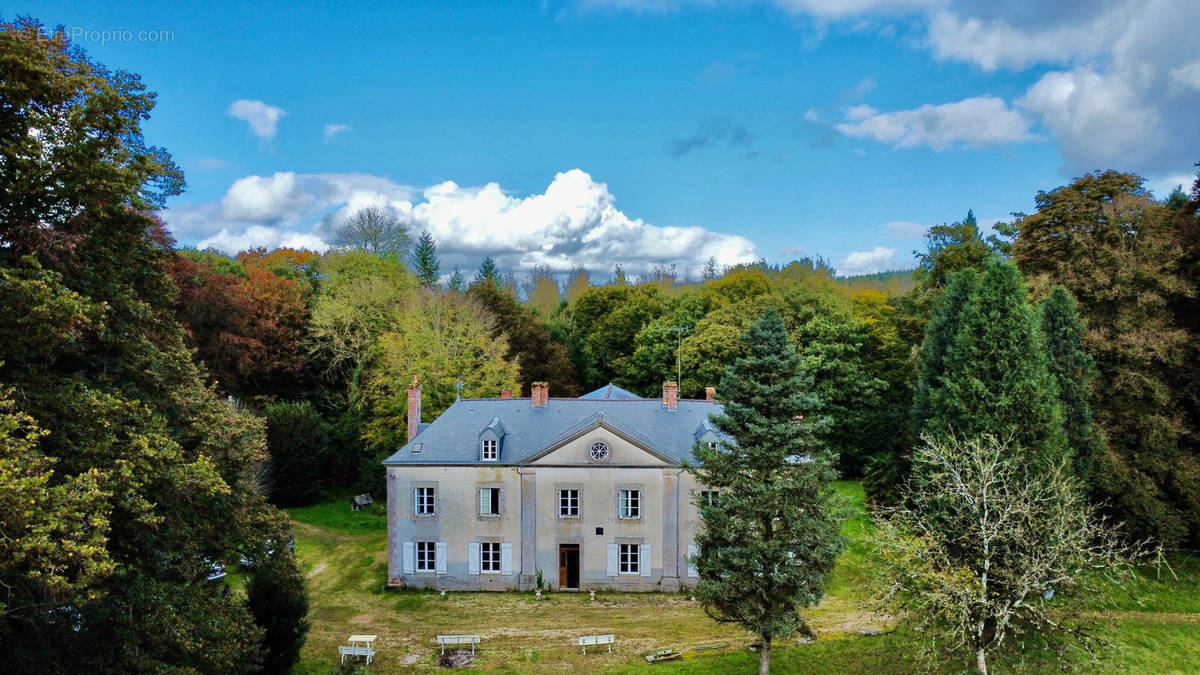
[287,483,1200,673]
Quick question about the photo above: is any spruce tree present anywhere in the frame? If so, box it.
[930,260,1066,461]
[475,256,499,286]
[1040,286,1104,483]
[412,230,440,288]
[688,307,844,675]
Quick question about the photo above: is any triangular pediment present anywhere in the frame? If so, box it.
[520,413,676,467]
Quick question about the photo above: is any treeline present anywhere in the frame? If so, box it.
[162,174,1200,552]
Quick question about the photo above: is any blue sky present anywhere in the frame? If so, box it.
[13,1,1200,277]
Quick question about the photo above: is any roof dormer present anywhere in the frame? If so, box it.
[479,416,506,461]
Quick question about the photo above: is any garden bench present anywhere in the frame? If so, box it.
[437,634,481,654]
[578,633,615,654]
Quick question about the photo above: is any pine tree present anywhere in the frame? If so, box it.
[412,230,440,288]
[1040,286,1104,483]
[930,260,1066,461]
[688,307,844,675]
[475,256,499,286]
[447,268,465,293]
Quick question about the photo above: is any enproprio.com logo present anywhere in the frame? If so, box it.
[70,27,174,45]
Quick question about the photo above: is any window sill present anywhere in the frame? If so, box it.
[617,516,642,521]
[558,514,581,519]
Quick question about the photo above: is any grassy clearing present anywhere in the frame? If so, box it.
[287,482,1199,673]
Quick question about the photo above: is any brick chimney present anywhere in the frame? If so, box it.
[407,376,422,442]
[531,381,548,408]
[663,381,678,410]
[500,388,513,400]
[705,386,716,402]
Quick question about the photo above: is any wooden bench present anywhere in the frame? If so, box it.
[338,644,374,664]
[578,633,615,654]
[437,634,481,654]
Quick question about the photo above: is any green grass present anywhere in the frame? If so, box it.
[286,483,1200,673]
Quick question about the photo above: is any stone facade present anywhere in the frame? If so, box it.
[383,382,715,592]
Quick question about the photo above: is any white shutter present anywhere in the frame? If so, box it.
[687,544,699,577]
[606,543,618,576]
[640,544,652,577]
[468,542,481,575]
[402,541,415,574]
[436,541,448,575]
[479,488,491,516]
[501,542,513,575]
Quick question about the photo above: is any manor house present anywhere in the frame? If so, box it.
[383,380,722,591]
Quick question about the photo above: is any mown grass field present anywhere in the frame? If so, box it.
[288,483,1200,673]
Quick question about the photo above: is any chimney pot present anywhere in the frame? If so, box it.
[531,381,549,408]
[663,381,678,410]
[705,386,716,402]
[407,377,422,442]
[501,388,512,400]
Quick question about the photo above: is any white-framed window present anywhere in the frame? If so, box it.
[559,489,580,518]
[479,487,501,516]
[480,542,501,573]
[707,440,717,451]
[415,487,436,516]
[416,541,437,572]
[481,438,498,461]
[699,490,720,506]
[619,543,640,574]
[619,489,641,519]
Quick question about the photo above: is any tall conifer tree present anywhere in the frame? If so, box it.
[688,307,843,675]
[912,268,979,438]
[412,230,440,288]
[1040,286,1104,483]
[930,260,1066,461]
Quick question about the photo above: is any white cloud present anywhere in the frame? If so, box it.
[323,123,350,142]
[220,172,317,224]
[835,96,1034,150]
[164,169,758,274]
[197,226,329,254]
[1169,60,1200,93]
[836,246,897,275]
[228,99,286,141]
[1146,173,1196,200]
[883,221,927,239]
[192,157,230,170]
[924,9,1115,72]
[582,0,937,19]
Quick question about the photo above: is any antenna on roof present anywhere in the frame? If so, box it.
[455,380,464,401]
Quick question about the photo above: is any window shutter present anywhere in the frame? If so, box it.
[436,541,448,574]
[640,544,652,577]
[687,544,699,577]
[402,541,415,574]
[468,542,481,575]
[606,544,618,576]
[501,542,513,575]
[479,488,490,516]
[413,488,419,515]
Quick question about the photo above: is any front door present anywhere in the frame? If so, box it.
[558,544,580,590]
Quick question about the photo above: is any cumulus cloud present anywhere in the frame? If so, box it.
[923,0,1200,176]
[323,123,350,142]
[835,96,1034,150]
[228,99,286,141]
[163,169,758,275]
[836,246,897,275]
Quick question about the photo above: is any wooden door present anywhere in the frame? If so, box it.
[558,544,580,589]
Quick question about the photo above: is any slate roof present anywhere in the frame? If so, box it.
[579,383,643,400]
[382,396,724,466]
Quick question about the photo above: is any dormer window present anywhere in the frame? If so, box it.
[481,438,498,461]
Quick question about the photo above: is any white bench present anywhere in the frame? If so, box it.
[578,633,615,654]
[437,634,481,654]
[338,644,374,664]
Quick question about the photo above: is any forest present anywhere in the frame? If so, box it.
[2,17,1199,674]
